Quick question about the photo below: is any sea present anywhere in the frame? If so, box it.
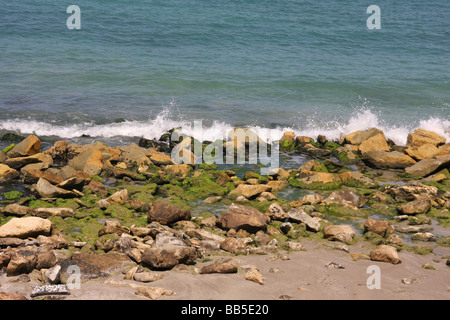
[0,0,449,148]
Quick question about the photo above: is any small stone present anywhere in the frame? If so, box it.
[243,266,264,285]
[135,287,175,300]
[421,263,436,270]
[44,265,62,284]
[401,278,419,285]
[133,272,165,283]
[325,261,345,269]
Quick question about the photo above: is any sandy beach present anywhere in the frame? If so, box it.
[1,240,449,300]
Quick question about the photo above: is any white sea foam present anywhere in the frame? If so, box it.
[0,108,448,146]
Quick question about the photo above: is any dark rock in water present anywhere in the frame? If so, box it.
[317,135,327,145]
[148,201,191,225]
[1,133,25,142]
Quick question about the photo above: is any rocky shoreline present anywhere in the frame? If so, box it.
[0,127,449,300]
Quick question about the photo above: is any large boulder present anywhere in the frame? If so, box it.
[5,153,53,170]
[406,129,446,149]
[405,155,450,178]
[23,169,64,185]
[141,246,197,270]
[6,135,41,158]
[397,199,432,215]
[6,249,37,276]
[386,181,438,201]
[362,150,416,169]
[370,245,401,264]
[217,203,269,233]
[0,217,52,239]
[118,143,151,166]
[0,164,19,183]
[344,128,384,145]
[68,148,103,175]
[147,201,191,225]
[358,133,390,155]
[35,178,78,198]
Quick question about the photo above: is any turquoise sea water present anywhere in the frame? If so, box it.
[0,0,449,145]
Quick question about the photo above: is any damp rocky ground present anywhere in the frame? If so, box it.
[0,127,449,300]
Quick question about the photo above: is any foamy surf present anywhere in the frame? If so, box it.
[0,109,448,146]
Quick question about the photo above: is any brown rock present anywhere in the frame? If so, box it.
[118,143,151,166]
[23,169,64,185]
[370,245,401,264]
[7,135,41,158]
[220,237,247,254]
[364,218,389,236]
[387,181,438,201]
[147,150,174,166]
[362,150,416,169]
[217,203,268,233]
[0,292,28,300]
[141,246,197,270]
[163,164,192,180]
[323,225,355,242]
[228,184,271,200]
[405,155,450,178]
[266,180,289,192]
[84,179,108,197]
[98,220,130,236]
[199,258,239,274]
[135,287,175,300]
[68,148,103,175]
[406,129,446,149]
[0,217,52,239]
[2,204,33,217]
[6,249,37,276]
[59,252,132,282]
[434,143,450,158]
[0,164,19,183]
[35,178,78,198]
[344,128,384,145]
[36,250,57,270]
[6,153,52,170]
[397,199,432,215]
[107,189,129,205]
[45,140,68,161]
[148,201,191,225]
[405,144,439,160]
[265,202,289,221]
[359,133,390,155]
